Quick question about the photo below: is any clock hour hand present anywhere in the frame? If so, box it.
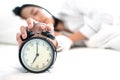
[32,53,39,64]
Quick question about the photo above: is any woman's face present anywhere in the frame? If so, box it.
[21,6,54,24]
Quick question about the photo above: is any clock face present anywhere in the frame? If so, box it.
[19,37,55,73]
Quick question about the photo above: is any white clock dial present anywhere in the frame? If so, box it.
[20,38,55,72]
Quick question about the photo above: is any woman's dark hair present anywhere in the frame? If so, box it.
[12,4,62,29]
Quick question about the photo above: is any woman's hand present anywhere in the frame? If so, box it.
[16,18,57,47]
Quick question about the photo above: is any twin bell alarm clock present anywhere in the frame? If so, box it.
[19,23,57,73]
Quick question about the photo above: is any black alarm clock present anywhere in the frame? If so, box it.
[19,28,57,73]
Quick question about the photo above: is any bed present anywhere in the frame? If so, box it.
[0,44,120,80]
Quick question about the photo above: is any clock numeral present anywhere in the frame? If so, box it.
[49,53,52,57]
[42,63,45,67]
[26,47,30,51]
[24,58,28,61]
[36,65,39,69]
[30,43,34,47]
[43,43,44,46]
[47,47,49,51]
[40,63,46,69]
[24,52,27,56]
[47,59,50,62]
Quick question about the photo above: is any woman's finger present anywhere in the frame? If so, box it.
[46,23,54,35]
[46,23,54,31]
[26,18,34,29]
[36,23,54,32]
[35,23,46,31]
[20,26,27,39]
[16,33,22,45]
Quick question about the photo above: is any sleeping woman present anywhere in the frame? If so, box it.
[13,3,120,51]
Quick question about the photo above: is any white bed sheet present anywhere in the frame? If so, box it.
[0,44,120,80]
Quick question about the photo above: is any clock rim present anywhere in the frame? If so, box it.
[19,37,57,73]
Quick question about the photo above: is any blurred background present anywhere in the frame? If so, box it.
[0,0,63,44]
[0,0,120,44]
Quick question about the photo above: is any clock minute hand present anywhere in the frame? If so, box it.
[32,42,39,64]
[36,41,39,54]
